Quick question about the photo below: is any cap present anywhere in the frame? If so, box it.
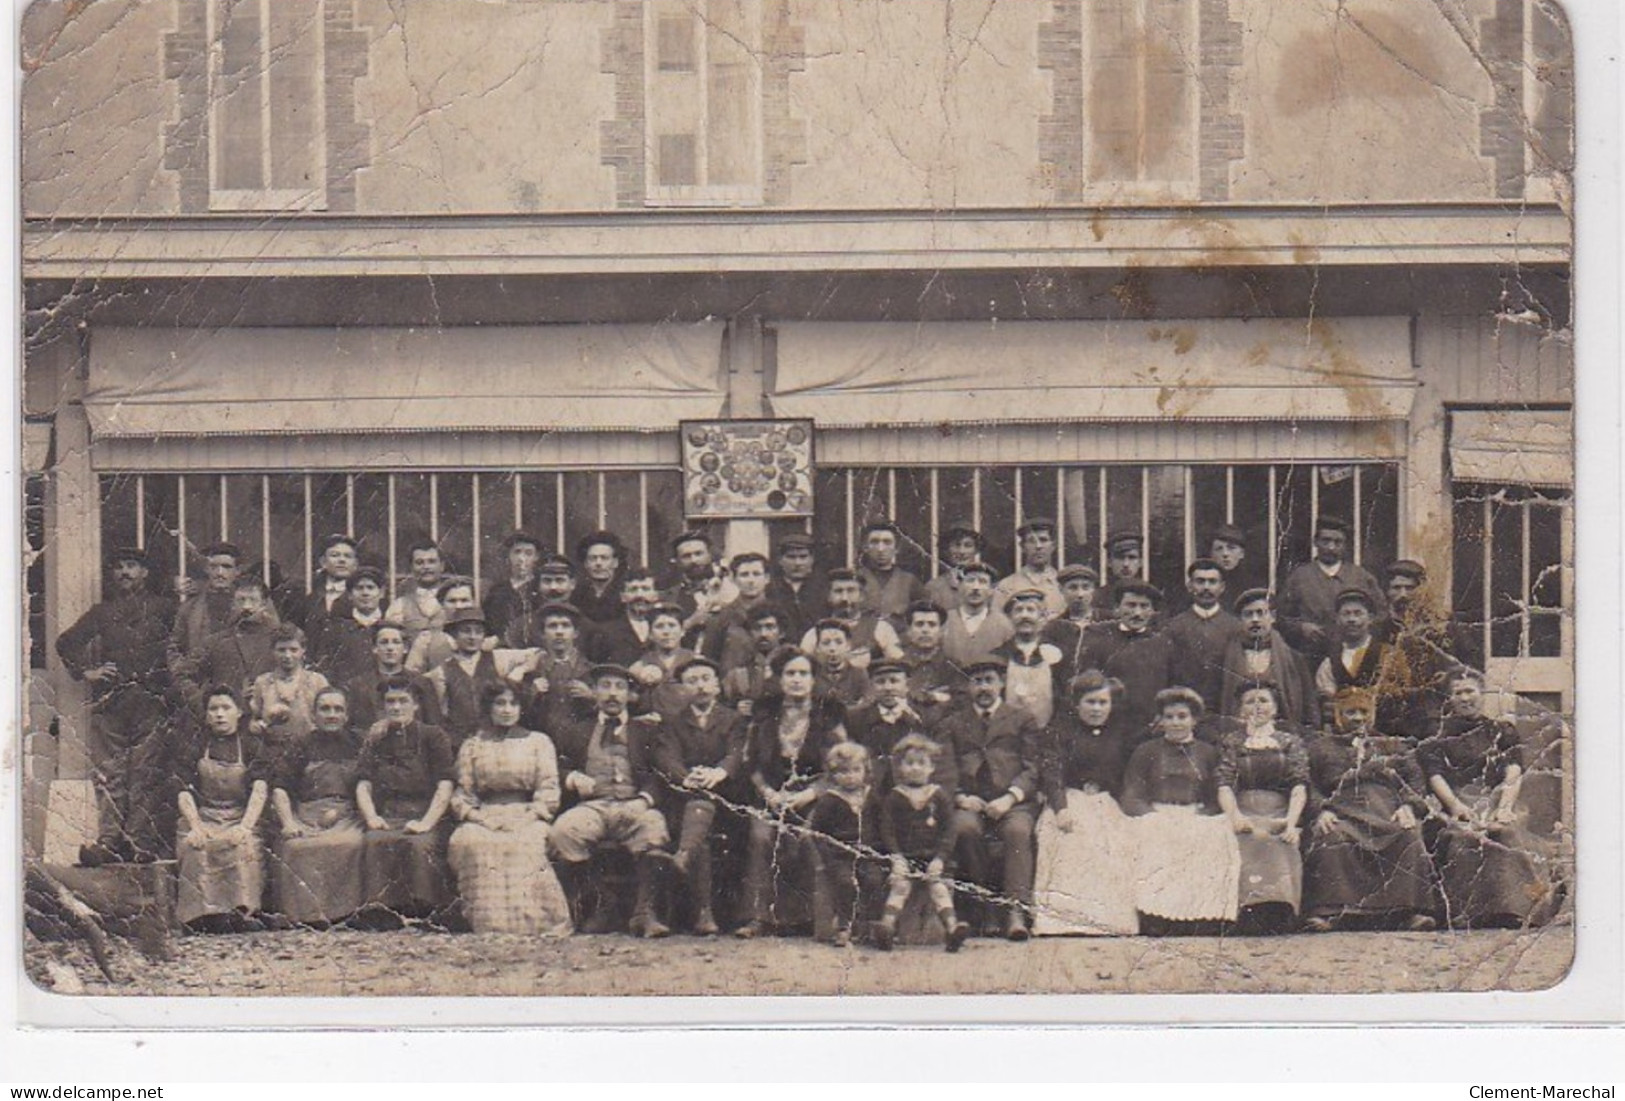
[1106,531,1143,553]
[963,659,1007,679]
[647,601,686,623]
[1233,587,1274,613]
[1114,580,1164,607]
[670,530,712,553]
[868,659,910,680]
[1002,587,1049,614]
[199,541,243,561]
[1335,587,1377,611]
[347,566,386,589]
[502,529,545,551]
[443,607,489,632]
[537,554,575,577]
[536,601,583,623]
[1314,515,1353,537]
[826,567,859,584]
[674,655,721,680]
[775,533,816,553]
[1058,564,1100,585]
[940,519,981,541]
[106,546,150,569]
[587,663,634,684]
[958,561,998,581]
[1386,559,1427,582]
[1016,517,1057,537]
[1209,524,1247,549]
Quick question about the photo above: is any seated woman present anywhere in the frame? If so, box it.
[1215,682,1311,933]
[176,686,269,932]
[1120,687,1240,933]
[1032,670,1137,937]
[265,686,366,927]
[1419,669,1561,930]
[355,675,457,927]
[447,682,572,936]
[736,648,848,938]
[1302,688,1438,932]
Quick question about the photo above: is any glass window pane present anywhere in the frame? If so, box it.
[1103,466,1143,578]
[1227,465,1271,584]
[561,472,602,570]
[940,467,978,550]
[265,1,321,193]
[1317,463,1357,546]
[603,472,646,567]
[893,470,934,579]
[1528,501,1565,609]
[1359,463,1401,574]
[476,472,518,591]
[436,473,475,581]
[1059,466,1098,571]
[351,474,390,573]
[1190,466,1229,558]
[143,476,181,592]
[981,468,1018,579]
[812,469,849,570]
[1273,465,1314,583]
[1146,465,1185,596]
[1451,487,1488,670]
[1489,494,1524,659]
[1528,611,1562,658]
[214,0,265,191]
[645,471,688,576]
[519,471,562,556]
[265,474,306,595]
[392,473,433,588]
[223,474,264,576]
[99,474,141,596]
[310,473,350,551]
[183,474,224,574]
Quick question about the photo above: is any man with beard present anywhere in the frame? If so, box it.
[720,604,785,715]
[56,547,177,864]
[989,589,1071,728]
[665,531,738,651]
[1218,588,1319,728]
[764,533,825,640]
[586,568,662,666]
[1163,558,1243,714]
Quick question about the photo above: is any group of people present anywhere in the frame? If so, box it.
[55,512,1564,947]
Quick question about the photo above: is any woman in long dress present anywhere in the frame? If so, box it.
[1032,670,1137,936]
[176,686,269,931]
[1302,687,1438,931]
[1215,682,1310,932]
[1419,670,1561,929]
[355,674,457,924]
[266,686,366,926]
[1120,687,1240,930]
[736,648,848,938]
[447,682,572,935]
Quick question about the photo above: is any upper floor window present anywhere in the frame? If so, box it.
[1085,0,1198,198]
[644,0,763,206]
[208,0,327,211]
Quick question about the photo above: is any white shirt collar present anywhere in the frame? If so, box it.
[1316,560,1344,579]
[1192,603,1221,620]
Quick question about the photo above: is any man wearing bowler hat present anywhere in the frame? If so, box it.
[56,547,177,864]
[994,517,1065,620]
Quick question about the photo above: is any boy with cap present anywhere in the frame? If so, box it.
[549,664,673,937]
[856,520,926,622]
[923,521,986,612]
[56,546,177,864]
[1092,531,1147,620]
[941,562,1015,667]
[1041,563,1102,670]
[994,517,1065,619]
[1278,516,1386,658]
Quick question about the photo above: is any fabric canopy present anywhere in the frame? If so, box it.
[85,324,727,437]
[770,318,1417,426]
[1451,409,1573,489]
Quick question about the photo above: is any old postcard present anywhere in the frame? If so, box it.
[16,0,1579,1004]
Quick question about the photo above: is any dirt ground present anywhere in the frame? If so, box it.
[24,922,1574,999]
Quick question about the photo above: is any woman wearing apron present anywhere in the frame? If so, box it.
[176,686,269,931]
[267,686,366,926]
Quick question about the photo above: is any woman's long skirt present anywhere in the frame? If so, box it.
[447,805,572,935]
[1233,789,1303,913]
[1131,804,1241,922]
[1433,786,1558,928]
[360,799,453,914]
[176,810,266,924]
[1032,790,1139,936]
[270,797,366,924]
[1302,786,1435,918]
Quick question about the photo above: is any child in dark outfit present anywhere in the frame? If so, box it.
[805,742,884,947]
[876,734,970,952]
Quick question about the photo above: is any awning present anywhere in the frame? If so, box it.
[85,324,727,438]
[770,318,1417,427]
[1451,409,1573,489]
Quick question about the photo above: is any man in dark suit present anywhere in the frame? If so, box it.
[845,659,952,791]
[938,661,1043,940]
[300,534,359,643]
[585,568,660,665]
[764,533,825,641]
[1218,588,1319,728]
[1163,558,1243,714]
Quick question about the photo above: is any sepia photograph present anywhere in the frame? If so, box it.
[14,0,1582,1006]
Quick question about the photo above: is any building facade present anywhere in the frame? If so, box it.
[20,0,1574,823]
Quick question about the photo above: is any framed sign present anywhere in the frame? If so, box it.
[680,418,815,520]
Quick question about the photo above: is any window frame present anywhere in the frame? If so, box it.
[1082,0,1201,200]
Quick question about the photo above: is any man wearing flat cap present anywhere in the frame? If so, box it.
[1374,559,1464,735]
[1208,523,1266,604]
[1314,587,1413,732]
[1278,515,1386,659]
[522,601,597,733]
[169,541,268,691]
[1081,581,1175,737]
[856,519,926,622]
[989,589,1072,727]
[1217,588,1319,727]
[765,532,827,641]
[942,562,1015,667]
[56,546,177,864]
[484,530,546,648]
[994,517,1065,620]
[1092,530,1148,621]
[924,520,986,613]
[1041,563,1103,670]
[427,606,541,748]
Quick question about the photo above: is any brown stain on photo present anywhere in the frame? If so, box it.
[1274,10,1448,118]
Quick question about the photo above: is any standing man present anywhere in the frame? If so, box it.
[923,521,985,612]
[1163,558,1243,714]
[941,562,1015,667]
[484,530,545,648]
[703,551,772,670]
[994,518,1065,620]
[196,577,282,709]
[427,607,536,748]
[56,547,177,864]
[800,568,904,669]
[1218,589,1319,728]
[897,600,962,712]
[1095,584,1174,738]
[383,540,447,646]
[586,568,661,666]
[573,531,628,626]
[169,541,263,689]
[1314,589,1412,732]
[522,601,596,734]
[344,621,443,733]
[1376,559,1460,737]
[940,662,1042,941]
[535,553,579,606]
[313,565,389,685]
[1278,516,1386,659]
[764,533,825,641]
[1041,564,1102,670]
[989,589,1072,727]
[856,520,925,623]
[721,604,784,715]
[1092,531,1146,620]
[1208,523,1265,603]
[301,534,359,644]
[665,531,738,651]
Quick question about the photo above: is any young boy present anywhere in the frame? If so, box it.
[805,741,884,947]
[810,618,874,709]
[629,603,699,716]
[876,734,970,953]
[249,624,330,742]
[722,604,784,715]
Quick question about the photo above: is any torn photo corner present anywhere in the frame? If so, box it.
[13,0,1602,1023]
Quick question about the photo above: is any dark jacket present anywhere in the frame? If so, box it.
[57,591,176,701]
[936,699,1042,805]
[742,694,848,796]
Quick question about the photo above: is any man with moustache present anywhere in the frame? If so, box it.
[1218,588,1319,728]
[1163,558,1243,714]
[764,533,826,640]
